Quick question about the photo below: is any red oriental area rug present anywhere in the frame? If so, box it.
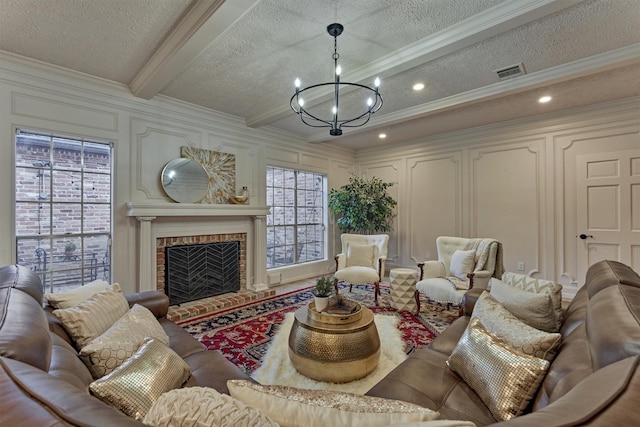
[178,283,460,375]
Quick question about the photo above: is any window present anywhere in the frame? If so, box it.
[15,130,113,293]
[266,166,326,268]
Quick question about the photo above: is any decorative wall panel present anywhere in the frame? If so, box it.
[181,146,235,204]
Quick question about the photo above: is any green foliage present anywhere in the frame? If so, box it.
[314,276,334,297]
[328,175,397,234]
[64,241,76,252]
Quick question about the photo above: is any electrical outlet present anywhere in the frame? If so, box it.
[517,262,525,271]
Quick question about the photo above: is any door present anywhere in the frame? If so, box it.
[576,148,640,280]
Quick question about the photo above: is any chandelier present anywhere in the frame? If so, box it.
[290,23,383,136]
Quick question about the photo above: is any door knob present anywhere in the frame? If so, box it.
[578,234,593,240]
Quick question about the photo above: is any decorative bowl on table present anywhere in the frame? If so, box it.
[228,195,248,204]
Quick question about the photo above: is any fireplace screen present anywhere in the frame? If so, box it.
[165,241,240,305]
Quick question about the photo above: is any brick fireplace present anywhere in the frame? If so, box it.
[126,202,270,294]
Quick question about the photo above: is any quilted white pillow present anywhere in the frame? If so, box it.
[501,272,564,331]
[346,243,377,269]
[449,249,475,280]
[143,387,279,427]
[80,304,170,379]
[45,279,111,309]
[227,380,439,427]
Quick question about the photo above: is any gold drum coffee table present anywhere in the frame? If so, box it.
[288,300,380,383]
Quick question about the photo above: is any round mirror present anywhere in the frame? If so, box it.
[161,158,209,203]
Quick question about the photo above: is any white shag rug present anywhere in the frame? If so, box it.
[252,313,407,395]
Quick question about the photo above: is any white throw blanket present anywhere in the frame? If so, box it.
[252,313,407,395]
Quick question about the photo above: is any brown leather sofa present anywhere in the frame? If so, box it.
[2,261,639,426]
[367,259,640,426]
[0,264,251,426]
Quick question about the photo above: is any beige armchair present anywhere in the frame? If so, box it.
[415,236,504,315]
[334,233,389,304]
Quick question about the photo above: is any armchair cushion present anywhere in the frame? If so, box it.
[449,250,475,281]
[346,243,378,269]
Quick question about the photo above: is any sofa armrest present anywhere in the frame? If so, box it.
[490,356,640,427]
[335,253,346,271]
[126,290,169,319]
[417,260,445,280]
[461,288,484,316]
[469,270,491,289]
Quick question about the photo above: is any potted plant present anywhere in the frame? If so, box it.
[64,241,76,254]
[328,174,397,233]
[313,275,334,312]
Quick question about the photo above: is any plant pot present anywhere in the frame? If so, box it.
[314,296,330,312]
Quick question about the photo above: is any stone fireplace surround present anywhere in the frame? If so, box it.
[126,203,271,295]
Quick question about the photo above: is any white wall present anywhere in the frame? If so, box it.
[0,52,355,293]
[357,97,640,299]
[1,52,638,298]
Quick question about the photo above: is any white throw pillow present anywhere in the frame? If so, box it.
[80,304,170,379]
[449,249,475,280]
[45,279,111,309]
[489,278,557,333]
[501,272,564,331]
[53,283,130,349]
[143,387,279,427]
[346,243,377,269]
[472,292,561,361]
[227,380,439,427]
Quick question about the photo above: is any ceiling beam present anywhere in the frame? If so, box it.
[245,0,586,129]
[129,0,259,99]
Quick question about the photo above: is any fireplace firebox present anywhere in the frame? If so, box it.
[165,241,240,305]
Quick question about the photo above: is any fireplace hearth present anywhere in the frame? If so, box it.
[165,241,240,305]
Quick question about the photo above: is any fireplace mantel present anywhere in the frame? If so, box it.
[126,202,271,218]
[126,202,270,293]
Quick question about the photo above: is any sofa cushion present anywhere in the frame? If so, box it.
[53,284,129,349]
[89,338,191,420]
[80,304,170,379]
[472,292,561,361]
[228,380,439,427]
[447,318,550,421]
[489,278,557,332]
[44,279,111,309]
[143,386,279,427]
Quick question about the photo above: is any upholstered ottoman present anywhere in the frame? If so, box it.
[389,268,418,312]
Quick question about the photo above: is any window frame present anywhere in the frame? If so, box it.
[266,165,327,269]
[14,129,114,293]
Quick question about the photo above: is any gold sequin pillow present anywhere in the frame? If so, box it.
[89,338,191,420]
[79,304,170,379]
[227,380,439,427]
[447,318,550,422]
[53,283,130,349]
[143,387,279,427]
[472,292,561,361]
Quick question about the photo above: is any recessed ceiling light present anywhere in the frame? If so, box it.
[413,83,425,91]
[539,95,552,103]
[379,133,387,139]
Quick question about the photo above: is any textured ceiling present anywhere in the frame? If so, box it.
[1,0,639,150]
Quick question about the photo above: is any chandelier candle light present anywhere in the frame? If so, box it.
[290,23,383,136]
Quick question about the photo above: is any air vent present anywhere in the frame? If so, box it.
[495,63,526,80]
